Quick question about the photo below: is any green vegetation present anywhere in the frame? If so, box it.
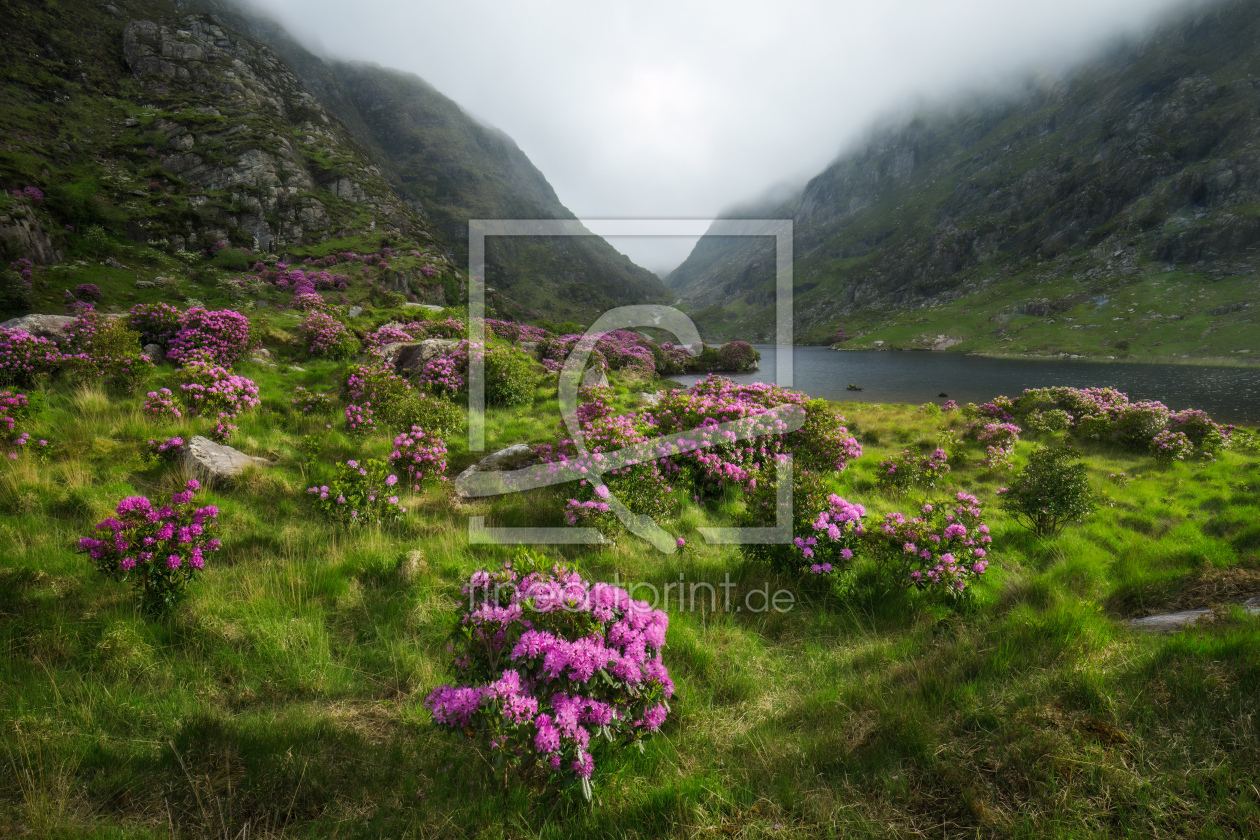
[3,355,1259,836]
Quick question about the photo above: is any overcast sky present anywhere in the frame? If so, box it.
[251,0,1195,274]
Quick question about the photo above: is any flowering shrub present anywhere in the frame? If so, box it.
[165,308,253,367]
[177,360,260,419]
[998,447,1096,537]
[715,340,759,372]
[389,426,448,489]
[142,388,182,420]
[1,390,39,457]
[966,421,1021,469]
[865,494,992,594]
[1150,429,1194,463]
[877,448,950,492]
[291,386,333,416]
[942,400,959,412]
[61,307,153,393]
[127,302,183,347]
[793,493,865,575]
[1168,409,1231,456]
[362,325,417,354]
[307,459,405,525]
[78,479,220,616]
[211,418,237,444]
[1024,409,1072,435]
[1108,472,1129,486]
[297,312,359,359]
[146,436,185,461]
[425,555,674,799]
[0,328,62,387]
[74,283,103,302]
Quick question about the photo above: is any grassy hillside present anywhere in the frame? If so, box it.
[3,343,1260,837]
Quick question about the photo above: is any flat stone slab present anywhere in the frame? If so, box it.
[1129,596,1260,633]
[403,302,444,312]
[1129,609,1213,633]
[181,435,272,481]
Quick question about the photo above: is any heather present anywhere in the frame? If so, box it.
[2,332,1260,838]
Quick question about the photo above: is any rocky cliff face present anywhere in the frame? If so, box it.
[0,0,666,320]
[669,0,1260,346]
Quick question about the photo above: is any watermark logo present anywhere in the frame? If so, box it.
[460,219,793,553]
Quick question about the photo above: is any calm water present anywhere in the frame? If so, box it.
[671,346,1260,425]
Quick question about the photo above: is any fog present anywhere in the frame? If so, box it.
[249,0,1197,273]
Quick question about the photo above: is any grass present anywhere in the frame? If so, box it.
[2,366,1260,838]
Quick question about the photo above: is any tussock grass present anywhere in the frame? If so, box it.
[1,377,1259,838]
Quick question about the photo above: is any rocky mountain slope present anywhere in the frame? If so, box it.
[0,0,665,320]
[669,0,1260,360]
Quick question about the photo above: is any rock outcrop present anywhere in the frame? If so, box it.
[1,314,75,343]
[181,435,272,481]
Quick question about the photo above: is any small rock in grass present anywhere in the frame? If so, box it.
[181,435,273,482]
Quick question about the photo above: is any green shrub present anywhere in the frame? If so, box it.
[211,247,252,271]
[1025,409,1072,435]
[998,446,1096,537]
[306,459,405,526]
[395,391,463,436]
[485,344,536,408]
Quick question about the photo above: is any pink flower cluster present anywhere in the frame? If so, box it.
[137,306,253,368]
[78,479,220,615]
[389,426,449,489]
[11,186,43,201]
[297,312,356,358]
[875,494,992,594]
[425,559,673,796]
[877,448,950,491]
[143,388,182,420]
[794,494,865,574]
[966,421,1021,469]
[1,390,38,457]
[146,436,185,460]
[291,386,332,415]
[178,360,260,419]
[0,328,62,387]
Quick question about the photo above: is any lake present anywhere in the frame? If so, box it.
[671,346,1260,425]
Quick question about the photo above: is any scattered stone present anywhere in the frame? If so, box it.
[1128,608,1213,633]
[932,335,963,351]
[135,280,157,289]
[639,391,662,406]
[181,435,272,482]
[581,366,609,388]
[103,257,125,269]
[382,339,463,374]
[1130,596,1260,633]
[1,313,75,342]
[141,344,164,363]
[348,305,363,319]
[454,444,538,499]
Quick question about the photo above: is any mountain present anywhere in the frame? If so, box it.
[0,0,666,321]
[669,0,1260,361]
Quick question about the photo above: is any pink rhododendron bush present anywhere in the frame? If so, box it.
[790,492,993,595]
[128,304,253,367]
[426,555,673,800]
[78,479,221,615]
[971,386,1233,459]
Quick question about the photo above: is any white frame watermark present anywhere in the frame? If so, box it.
[461,218,794,553]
